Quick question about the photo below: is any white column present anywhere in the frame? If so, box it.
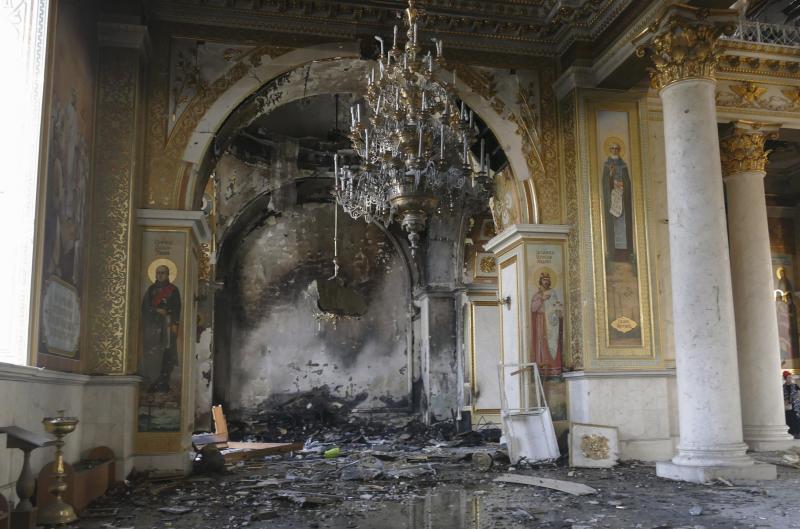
[722,123,793,451]
[634,4,775,482]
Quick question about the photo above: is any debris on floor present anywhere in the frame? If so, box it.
[493,473,598,495]
[67,415,800,529]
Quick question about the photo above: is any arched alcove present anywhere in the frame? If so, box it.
[177,46,540,425]
[207,94,417,425]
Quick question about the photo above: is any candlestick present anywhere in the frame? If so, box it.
[357,104,361,122]
[375,36,384,57]
[480,139,485,171]
[393,25,398,49]
[469,110,473,128]
[418,126,423,157]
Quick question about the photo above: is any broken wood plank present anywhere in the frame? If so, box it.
[221,442,303,462]
[191,433,227,447]
[494,473,597,496]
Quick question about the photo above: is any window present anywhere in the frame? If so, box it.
[0,1,50,365]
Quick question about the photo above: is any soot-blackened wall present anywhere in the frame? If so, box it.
[216,199,411,416]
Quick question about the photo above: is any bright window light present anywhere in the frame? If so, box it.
[0,2,50,365]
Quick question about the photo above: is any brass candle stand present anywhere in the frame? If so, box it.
[37,414,79,526]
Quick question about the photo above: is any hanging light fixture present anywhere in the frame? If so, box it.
[333,0,490,256]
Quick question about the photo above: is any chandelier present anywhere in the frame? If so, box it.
[333,0,490,256]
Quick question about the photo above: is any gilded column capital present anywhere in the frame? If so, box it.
[633,4,737,91]
[719,121,780,178]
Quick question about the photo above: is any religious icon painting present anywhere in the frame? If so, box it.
[35,0,98,365]
[587,98,654,360]
[525,242,567,421]
[137,230,187,434]
[526,243,565,377]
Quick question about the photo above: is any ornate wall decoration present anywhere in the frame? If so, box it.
[144,29,291,209]
[716,81,800,113]
[536,65,562,225]
[580,434,610,460]
[560,93,583,371]
[35,0,98,367]
[149,0,633,57]
[633,4,736,91]
[168,39,257,136]
[719,124,778,177]
[86,47,141,374]
[718,53,800,80]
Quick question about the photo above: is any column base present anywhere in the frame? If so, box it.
[745,439,797,452]
[743,425,795,452]
[656,461,776,483]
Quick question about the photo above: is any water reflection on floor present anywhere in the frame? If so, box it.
[324,487,484,529]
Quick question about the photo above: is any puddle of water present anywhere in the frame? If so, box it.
[319,487,486,529]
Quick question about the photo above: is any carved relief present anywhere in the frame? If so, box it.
[716,81,800,112]
[580,434,610,460]
[634,5,736,91]
[718,53,800,80]
[149,0,632,57]
[479,256,497,274]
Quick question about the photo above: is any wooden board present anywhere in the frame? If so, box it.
[0,426,53,450]
[195,405,301,462]
[222,442,303,462]
[494,473,597,496]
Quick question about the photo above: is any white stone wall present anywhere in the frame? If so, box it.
[0,363,138,505]
[565,371,678,461]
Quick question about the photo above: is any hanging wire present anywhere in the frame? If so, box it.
[328,154,340,280]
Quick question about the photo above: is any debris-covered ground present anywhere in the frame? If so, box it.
[68,416,800,529]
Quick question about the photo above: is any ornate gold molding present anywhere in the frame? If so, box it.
[716,81,800,113]
[719,121,780,178]
[560,92,583,371]
[86,47,141,374]
[633,4,736,91]
[718,53,800,80]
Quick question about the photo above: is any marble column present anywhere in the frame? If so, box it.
[721,122,793,451]
[634,4,775,482]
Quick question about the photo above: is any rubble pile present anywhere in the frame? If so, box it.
[68,424,800,529]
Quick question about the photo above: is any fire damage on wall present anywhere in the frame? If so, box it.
[201,93,436,435]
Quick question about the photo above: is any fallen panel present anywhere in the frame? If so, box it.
[221,442,303,462]
[569,422,619,468]
[494,473,597,496]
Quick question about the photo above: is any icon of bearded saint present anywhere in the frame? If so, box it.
[602,140,634,264]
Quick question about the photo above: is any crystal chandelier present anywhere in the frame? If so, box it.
[333,0,490,256]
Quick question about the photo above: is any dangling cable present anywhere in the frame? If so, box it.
[328,154,340,280]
